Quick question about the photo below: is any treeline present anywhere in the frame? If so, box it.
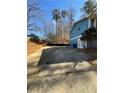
[46,8,75,44]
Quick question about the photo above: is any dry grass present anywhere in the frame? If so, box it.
[27,38,43,56]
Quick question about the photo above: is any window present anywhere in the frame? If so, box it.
[78,27,80,31]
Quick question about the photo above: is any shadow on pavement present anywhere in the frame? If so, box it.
[38,46,97,65]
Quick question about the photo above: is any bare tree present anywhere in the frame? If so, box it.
[52,9,61,42]
[61,10,68,39]
[27,0,43,32]
[67,7,75,39]
[43,20,54,39]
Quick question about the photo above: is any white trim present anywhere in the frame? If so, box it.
[77,38,87,48]
[85,41,87,48]
[88,18,91,28]
[94,18,97,28]
[74,16,88,24]
[77,39,80,48]
[71,16,89,33]
[70,35,82,41]
[78,39,84,48]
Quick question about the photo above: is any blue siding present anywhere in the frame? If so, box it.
[70,18,89,46]
[70,39,77,47]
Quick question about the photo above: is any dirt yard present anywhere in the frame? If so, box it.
[28,68,96,93]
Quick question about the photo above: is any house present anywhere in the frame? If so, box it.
[70,16,97,48]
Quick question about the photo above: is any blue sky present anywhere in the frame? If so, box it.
[39,0,85,20]
[28,0,86,37]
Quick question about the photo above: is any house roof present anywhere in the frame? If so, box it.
[70,16,89,33]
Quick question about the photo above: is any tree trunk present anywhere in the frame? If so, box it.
[62,18,64,40]
[56,21,58,43]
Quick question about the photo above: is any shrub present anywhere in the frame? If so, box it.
[81,27,97,41]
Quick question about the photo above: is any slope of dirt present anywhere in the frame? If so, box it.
[27,38,43,56]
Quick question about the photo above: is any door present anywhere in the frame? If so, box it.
[73,43,77,48]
